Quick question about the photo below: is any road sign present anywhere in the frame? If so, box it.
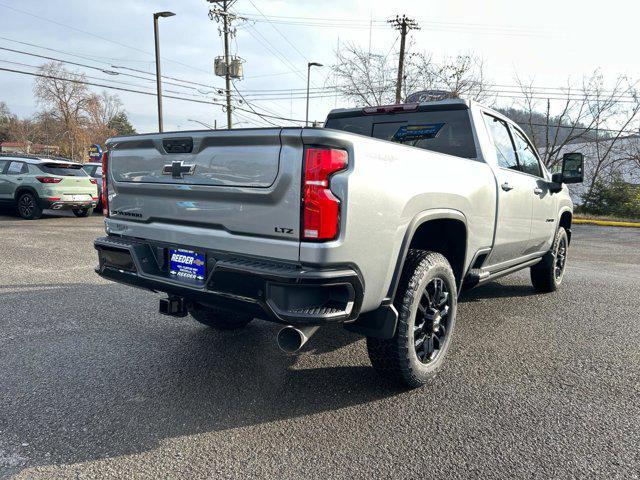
[88,144,102,162]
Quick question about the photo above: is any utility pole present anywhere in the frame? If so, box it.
[221,1,232,129]
[208,1,244,129]
[388,15,419,104]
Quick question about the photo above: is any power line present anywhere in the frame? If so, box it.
[246,0,309,63]
[236,13,554,37]
[0,2,213,75]
[0,36,229,93]
[242,22,307,84]
[0,45,209,94]
[0,65,307,124]
[5,41,635,103]
[9,34,634,104]
[2,65,636,134]
[231,81,280,127]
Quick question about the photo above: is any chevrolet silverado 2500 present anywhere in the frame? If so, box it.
[94,99,584,388]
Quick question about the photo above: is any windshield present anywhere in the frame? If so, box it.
[36,163,88,177]
[325,108,477,159]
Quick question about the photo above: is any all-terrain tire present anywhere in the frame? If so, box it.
[530,227,569,293]
[188,303,254,330]
[17,192,43,220]
[366,250,457,389]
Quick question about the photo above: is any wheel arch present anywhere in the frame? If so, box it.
[14,185,40,201]
[558,208,573,244]
[388,210,468,301]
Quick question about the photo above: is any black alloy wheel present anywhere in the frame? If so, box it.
[554,236,567,280]
[413,277,452,364]
[17,193,42,220]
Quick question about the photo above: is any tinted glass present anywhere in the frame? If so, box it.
[483,114,518,170]
[36,163,88,176]
[7,161,26,175]
[82,165,98,176]
[512,129,542,177]
[325,109,477,158]
[0,160,8,173]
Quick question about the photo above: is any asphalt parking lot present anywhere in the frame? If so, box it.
[1,211,639,479]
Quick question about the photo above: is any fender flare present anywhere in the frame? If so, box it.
[14,186,40,201]
[347,209,468,340]
[387,208,468,301]
[557,207,573,243]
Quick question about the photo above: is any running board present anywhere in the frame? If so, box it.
[463,258,542,289]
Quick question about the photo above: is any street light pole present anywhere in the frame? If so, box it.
[153,11,175,133]
[306,62,323,126]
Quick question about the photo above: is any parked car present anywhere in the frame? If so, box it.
[0,154,98,219]
[82,162,103,210]
[94,99,583,388]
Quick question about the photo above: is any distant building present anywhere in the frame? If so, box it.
[0,141,60,156]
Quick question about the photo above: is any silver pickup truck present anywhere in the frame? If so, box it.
[94,99,583,388]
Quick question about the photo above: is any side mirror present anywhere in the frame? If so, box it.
[549,173,563,193]
[560,152,584,184]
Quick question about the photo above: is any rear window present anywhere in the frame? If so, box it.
[82,164,103,177]
[325,108,477,159]
[36,163,88,177]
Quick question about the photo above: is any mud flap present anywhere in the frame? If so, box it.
[344,303,398,339]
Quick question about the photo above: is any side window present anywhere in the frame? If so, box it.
[512,129,543,177]
[483,114,518,170]
[6,161,26,175]
[0,160,8,173]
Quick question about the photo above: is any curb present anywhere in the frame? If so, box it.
[573,218,640,228]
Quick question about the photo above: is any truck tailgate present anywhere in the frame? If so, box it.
[105,128,304,261]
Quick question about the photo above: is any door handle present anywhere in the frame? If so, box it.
[533,187,543,195]
[501,182,514,192]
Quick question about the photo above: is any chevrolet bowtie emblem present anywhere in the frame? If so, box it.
[162,161,196,179]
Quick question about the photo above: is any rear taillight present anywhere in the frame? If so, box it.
[302,147,348,241]
[101,151,109,217]
[90,179,97,185]
[36,176,62,183]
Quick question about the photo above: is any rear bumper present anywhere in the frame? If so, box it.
[94,235,364,326]
[41,199,97,210]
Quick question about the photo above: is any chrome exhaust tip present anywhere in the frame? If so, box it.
[277,325,319,353]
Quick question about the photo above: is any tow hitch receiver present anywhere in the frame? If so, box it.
[159,296,188,317]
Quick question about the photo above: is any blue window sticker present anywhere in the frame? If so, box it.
[392,123,445,142]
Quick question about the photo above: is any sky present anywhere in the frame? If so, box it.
[0,0,639,133]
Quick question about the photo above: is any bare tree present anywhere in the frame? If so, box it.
[34,62,90,160]
[6,117,40,152]
[415,54,492,102]
[511,71,640,172]
[0,101,15,143]
[86,91,123,144]
[4,71,130,160]
[332,43,401,106]
[332,43,490,107]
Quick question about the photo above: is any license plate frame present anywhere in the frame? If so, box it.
[169,248,206,285]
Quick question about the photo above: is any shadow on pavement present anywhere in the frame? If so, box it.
[0,283,397,471]
[459,281,540,302]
